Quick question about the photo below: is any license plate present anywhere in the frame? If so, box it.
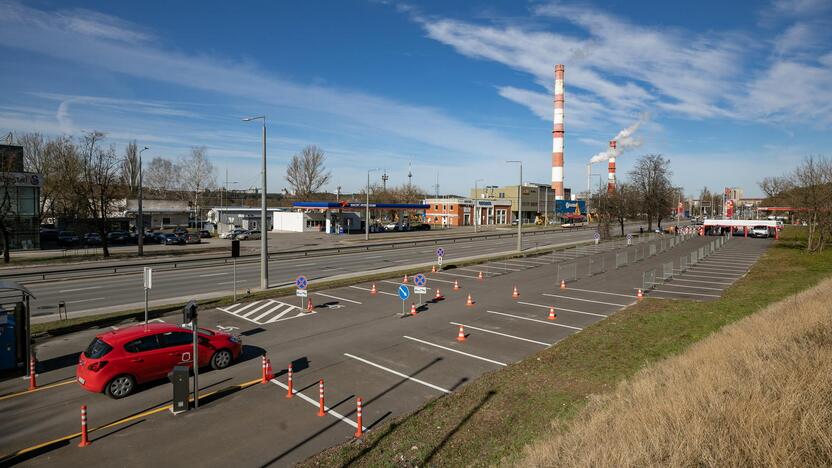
[77,377,86,385]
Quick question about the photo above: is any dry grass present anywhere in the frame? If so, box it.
[520,276,832,468]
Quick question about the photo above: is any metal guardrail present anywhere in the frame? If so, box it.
[4,226,587,282]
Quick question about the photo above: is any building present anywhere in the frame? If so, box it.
[0,145,42,250]
[423,198,512,227]
[470,183,573,225]
[208,207,281,234]
[122,199,190,231]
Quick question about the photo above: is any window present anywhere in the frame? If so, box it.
[124,335,160,353]
[499,192,505,198]
[158,331,193,348]
[435,204,438,210]
[84,338,113,358]
[162,217,171,225]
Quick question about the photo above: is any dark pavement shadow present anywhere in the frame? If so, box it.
[241,327,266,336]
[37,351,81,373]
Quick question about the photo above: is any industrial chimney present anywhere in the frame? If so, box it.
[552,64,565,200]
[607,140,617,193]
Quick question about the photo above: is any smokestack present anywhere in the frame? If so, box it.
[551,64,565,200]
[607,140,616,193]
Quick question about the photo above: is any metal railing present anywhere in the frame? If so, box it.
[662,261,674,280]
[643,269,657,290]
[615,251,628,269]
[557,262,578,284]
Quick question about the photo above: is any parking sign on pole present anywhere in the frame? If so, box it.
[295,275,308,309]
[143,267,152,325]
[414,274,427,305]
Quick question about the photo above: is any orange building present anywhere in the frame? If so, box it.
[423,198,512,227]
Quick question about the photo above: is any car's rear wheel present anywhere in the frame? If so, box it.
[211,349,233,370]
[105,375,136,399]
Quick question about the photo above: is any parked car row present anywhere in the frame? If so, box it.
[219,229,261,240]
[371,222,431,233]
[43,227,212,248]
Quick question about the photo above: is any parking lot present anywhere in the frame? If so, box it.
[0,234,770,466]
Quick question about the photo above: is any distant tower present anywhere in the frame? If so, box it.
[552,64,565,200]
[408,161,413,188]
[433,172,440,197]
[381,170,389,191]
[607,140,617,193]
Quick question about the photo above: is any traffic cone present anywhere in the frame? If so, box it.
[403,274,408,283]
[478,271,483,280]
[28,356,37,391]
[78,405,91,447]
[260,355,269,384]
[548,306,557,321]
[453,280,460,291]
[456,324,466,342]
[410,303,417,316]
[637,288,643,299]
[434,289,443,300]
[354,397,364,438]
[512,286,519,298]
[306,298,314,313]
[285,363,294,398]
[431,265,436,273]
[466,294,474,306]
[560,279,566,289]
[317,380,326,417]
[265,357,274,381]
[370,283,377,295]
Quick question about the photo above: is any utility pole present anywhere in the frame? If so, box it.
[138,146,149,256]
[242,115,268,289]
[474,178,484,232]
[381,170,388,192]
[366,168,379,240]
[507,161,523,250]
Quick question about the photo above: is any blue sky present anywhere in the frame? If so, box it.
[1,0,830,197]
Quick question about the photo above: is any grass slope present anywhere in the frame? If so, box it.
[302,228,832,467]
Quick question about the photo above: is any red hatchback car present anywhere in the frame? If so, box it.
[76,323,242,399]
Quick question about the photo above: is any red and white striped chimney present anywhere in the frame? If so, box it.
[551,64,565,200]
[607,140,617,193]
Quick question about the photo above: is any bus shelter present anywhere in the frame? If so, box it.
[0,280,35,375]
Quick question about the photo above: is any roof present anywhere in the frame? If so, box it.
[97,323,184,344]
[0,280,35,299]
[294,202,429,209]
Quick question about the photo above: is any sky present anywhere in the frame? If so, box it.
[1,0,830,198]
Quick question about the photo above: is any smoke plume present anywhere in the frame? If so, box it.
[588,113,650,163]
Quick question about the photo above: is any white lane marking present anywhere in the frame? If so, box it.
[232,301,266,316]
[59,286,101,293]
[269,379,364,430]
[344,353,451,394]
[217,281,249,285]
[500,260,536,268]
[557,287,638,299]
[403,336,508,366]
[423,276,457,284]
[516,301,608,318]
[251,303,289,322]
[432,271,479,279]
[701,259,756,265]
[542,293,631,307]
[675,273,738,281]
[690,264,748,272]
[382,280,432,290]
[314,292,362,304]
[650,289,721,298]
[479,264,523,271]
[293,262,318,267]
[663,283,725,291]
[512,258,551,265]
[66,297,105,304]
[486,310,583,330]
[686,268,743,276]
[240,301,278,318]
[265,306,300,323]
[364,255,385,259]
[449,322,551,346]
[198,272,228,277]
[673,277,732,284]
[350,285,398,297]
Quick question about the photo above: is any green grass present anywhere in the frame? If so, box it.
[301,226,832,467]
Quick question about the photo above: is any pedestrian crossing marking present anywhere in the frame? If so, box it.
[218,299,314,325]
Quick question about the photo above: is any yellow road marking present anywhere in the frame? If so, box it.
[0,379,76,401]
[0,378,261,463]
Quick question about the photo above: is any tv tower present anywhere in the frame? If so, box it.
[407,161,413,188]
[381,169,389,191]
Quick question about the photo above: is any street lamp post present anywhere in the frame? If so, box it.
[242,116,268,289]
[138,146,149,256]
[473,178,484,232]
[507,161,523,251]
[366,168,379,240]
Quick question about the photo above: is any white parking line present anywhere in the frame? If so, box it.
[478,264,523,271]
[687,268,744,276]
[59,286,101,293]
[691,264,749,271]
[403,336,508,366]
[269,379,364,430]
[675,273,737,280]
[314,292,362,304]
[650,289,721,298]
[344,353,451,393]
[514,258,552,265]
[673,278,732,285]
[541,293,631,307]
[293,262,318,267]
[516,301,608,318]
[423,276,458,284]
[701,259,756,265]
[556,287,638,299]
[433,271,479,279]
[66,297,105,304]
[662,283,725,291]
[486,310,583,330]
[197,272,228,278]
[350,285,398,297]
[449,322,551,346]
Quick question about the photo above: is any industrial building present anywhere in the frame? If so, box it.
[0,145,42,250]
[469,184,575,225]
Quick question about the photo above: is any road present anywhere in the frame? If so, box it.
[24,227,613,321]
[0,234,770,466]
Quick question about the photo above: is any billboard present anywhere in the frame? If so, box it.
[555,200,586,215]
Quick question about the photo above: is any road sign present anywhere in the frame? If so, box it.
[296,289,308,297]
[414,286,427,295]
[397,284,410,301]
[436,247,445,257]
[626,233,633,246]
[438,256,443,267]
[593,232,601,240]
[143,267,153,289]
[295,275,308,290]
[414,274,427,287]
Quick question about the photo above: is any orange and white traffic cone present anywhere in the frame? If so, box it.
[560,279,566,289]
[28,356,37,391]
[370,283,377,295]
[456,324,466,342]
[265,357,274,381]
[453,280,460,291]
[478,271,483,280]
[354,397,364,438]
[512,286,519,298]
[431,265,436,273]
[317,380,326,417]
[410,303,417,316]
[434,289,443,300]
[548,306,557,321]
[78,405,91,447]
[403,274,408,283]
[261,355,269,384]
[285,363,294,398]
[466,294,474,306]
[637,288,643,299]
[306,298,314,313]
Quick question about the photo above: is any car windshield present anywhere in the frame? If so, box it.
[60,231,75,236]
[164,234,177,238]
[84,337,113,359]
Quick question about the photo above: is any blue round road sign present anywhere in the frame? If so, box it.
[397,284,410,301]
[414,273,427,286]
[295,275,308,290]
[436,247,445,257]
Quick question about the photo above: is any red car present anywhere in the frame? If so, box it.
[76,323,242,399]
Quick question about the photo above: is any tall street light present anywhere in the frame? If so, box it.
[366,168,380,240]
[242,115,269,289]
[473,178,484,232]
[507,161,523,251]
[138,146,149,256]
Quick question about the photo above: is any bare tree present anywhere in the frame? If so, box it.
[144,156,181,197]
[286,145,331,199]
[629,154,674,230]
[77,132,124,257]
[179,146,216,225]
[608,182,638,236]
[0,157,15,263]
[122,140,140,197]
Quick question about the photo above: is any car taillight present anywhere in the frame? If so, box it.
[87,361,108,372]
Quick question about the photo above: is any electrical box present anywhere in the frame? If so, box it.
[169,365,190,414]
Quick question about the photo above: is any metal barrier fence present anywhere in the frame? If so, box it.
[643,269,656,290]
[663,261,674,280]
[589,256,605,276]
[698,246,705,260]
[557,262,578,284]
[635,245,645,262]
[615,251,628,269]
[649,244,657,256]
[679,256,688,272]
[690,251,698,265]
